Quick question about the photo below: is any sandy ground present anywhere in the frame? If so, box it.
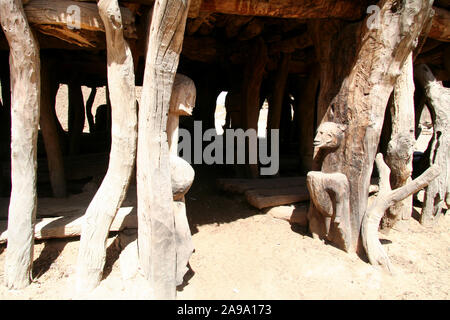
[0,89,447,300]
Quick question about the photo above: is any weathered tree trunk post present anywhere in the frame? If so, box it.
[137,0,190,299]
[167,74,196,286]
[76,0,137,293]
[267,53,290,130]
[0,0,40,289]
[40,59,66,198]
[68,82,85,155]
[382,53,416,229]
[307,0,434,252]
[241,37,268,178]
[295,65,320,173]
[414,64,450,226]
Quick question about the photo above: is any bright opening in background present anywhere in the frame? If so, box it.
[215,91,227,135]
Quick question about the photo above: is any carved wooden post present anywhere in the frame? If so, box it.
[307,0,434,252]
[295,65,320,173]
[68,82,85,155]
[167,74,196,286]
[0,0,40,289]
[137,0,190,299]
[414,64,450,226]
[241,37,268,178]
[76,0,137,293]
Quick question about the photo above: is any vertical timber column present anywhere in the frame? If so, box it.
[241,37,268,178]
[0,0,40,289]
[40,59,66,198]
[383,53,415,227]
[68,82,85,155]
[137,0,190,299]
[76,0,137,293]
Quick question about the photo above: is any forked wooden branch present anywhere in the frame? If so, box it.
[414,64,450,226]
[362,153,440,271]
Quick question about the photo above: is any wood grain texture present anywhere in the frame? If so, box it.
[137,0,190,299]
[76,0,137,293]
[0,0,40,290]
[414,64,450,226]
[24,0,136,47]
[383,53,415,227]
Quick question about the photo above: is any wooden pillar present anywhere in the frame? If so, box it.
[76,0,138,293]
[267,53,290,130]
[40,59,66,198]
[68,82,85,155]
[241,37,268,178]
[137,0,190,299]
[414,64,450,226]
[295,65,320,173]
[382,53,415,229]
[0,0,40,289]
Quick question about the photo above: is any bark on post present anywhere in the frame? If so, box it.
[362,154,439,270]
[0,0,40,289]
[76,0,137,293]
[68,82,85,155]
[137,0,190,299]
[308,0,434,252]
[414,64,450,226]
[40,59,66,198]
[382,53,416,229]
[267,53,290,130]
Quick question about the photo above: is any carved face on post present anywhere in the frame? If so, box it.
[313,122,346,150]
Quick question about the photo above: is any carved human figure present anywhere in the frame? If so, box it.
[307,122,352,252]
[167,73,196,286]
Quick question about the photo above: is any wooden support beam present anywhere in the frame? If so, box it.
[296,65,320,173]
[68,82,85,155]
[309,0,434,252]
[267,53,290,130]
[24,0,136,47]
[76,0,138,293]
[40,59,67,198]
[199,0,366,20]
[429,6,450,42]
[0,0,40,290]
[137,0,190,299]
[0,207,137,244]
[245,186,309,209]
[382,53,416,229]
